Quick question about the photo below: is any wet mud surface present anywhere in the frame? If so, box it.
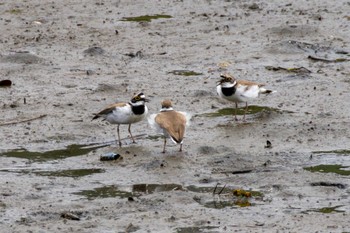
[1,0,350,232]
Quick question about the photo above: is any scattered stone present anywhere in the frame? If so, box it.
[83,46,105,56]
[125,51,143,58]
[60,212,80,221]
[100,152,120,161]
[198,146,217,155]
[86,70,95,75]
[0,80,12,87]
[248,3,261,10]
[125,223,140,233]
[265,140,272,149]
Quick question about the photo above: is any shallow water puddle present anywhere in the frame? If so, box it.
[121,14,172,22]
[304,164,350,176]
[312,149,350,155]
[202,105,282,117]
[175,226,219,233]
[201,200,238,209]
[133,183,183,193]
[34,168,104,178]
[186,185,217,193]
[167,70,203,76]
[73,185,136,200]
[1,144,107,162]
[74,183,183,200]
[146,135,164,141]
[0,168,105,179]
[74,184,264,209]
[278,40,349,61]
[305,205,345,214]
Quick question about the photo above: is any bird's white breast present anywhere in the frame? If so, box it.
[217,84,260,103]
[106,105,148,124]
[148,113,163,133]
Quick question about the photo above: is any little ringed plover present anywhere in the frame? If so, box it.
[148,100,191,153]
[217,73,276,121]
[92,92,148,147]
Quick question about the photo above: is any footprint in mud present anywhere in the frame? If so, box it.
[0,52,43,64]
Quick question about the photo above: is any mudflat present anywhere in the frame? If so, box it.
[1,0,350,232]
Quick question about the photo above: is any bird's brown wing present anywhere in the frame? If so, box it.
[92,102,127,120]
[237,79,265,87]
[155,111,186,143]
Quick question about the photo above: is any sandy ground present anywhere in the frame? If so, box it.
[1,0,350,232]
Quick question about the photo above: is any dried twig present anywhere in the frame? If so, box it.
[307,55,350,63]
[213,183,226,195]
[213,183,219,195]
[218,184,226,195]
[0,114,47,126]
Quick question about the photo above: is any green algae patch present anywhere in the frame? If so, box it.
[168,70,203,76]
[315,206,345,214]
[1,144,107,162]
[307,205,345,214]
[121,14,172,22]
[74,183,183,200]
[6,9,22,14]
[203,105,282,117]
[203,200,239,209]
[312,149,350,155]
[304,164,350,176]
[34,168,104,178]
[190,185,264,209]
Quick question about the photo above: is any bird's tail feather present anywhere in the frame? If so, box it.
[92,114,100,120]
[170,136,183,144]
[260,88,277,94]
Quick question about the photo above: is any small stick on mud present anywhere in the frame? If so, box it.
[213,183,219,195]
[0,114,47,126]
[213,183,226,195]
[307,55,350,63]
[218,184,226,195]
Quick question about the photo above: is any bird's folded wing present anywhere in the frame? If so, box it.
[96,102,127,115]
[237,80,264,87]
[155,112,186,143]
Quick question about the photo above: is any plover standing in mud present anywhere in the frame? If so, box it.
[148,100,191,153]
[216,73,276,121]
[92,92,149,147]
